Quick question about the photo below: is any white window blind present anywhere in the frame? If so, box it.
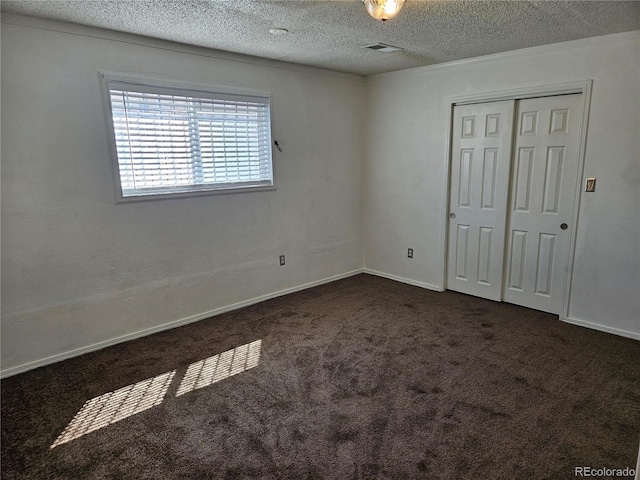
[103,76,274,200]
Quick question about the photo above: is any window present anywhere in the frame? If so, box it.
[100,73,274,201]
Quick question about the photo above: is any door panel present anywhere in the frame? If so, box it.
[508,230,527,291]
[514,147,534,211]
[503,94,583,314]
[447,101,514,301]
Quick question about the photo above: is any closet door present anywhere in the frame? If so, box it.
[446,101,514,301]
[503,94,583,314]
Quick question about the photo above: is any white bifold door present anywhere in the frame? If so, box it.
[446,101,515,301]
[447,94,583,315]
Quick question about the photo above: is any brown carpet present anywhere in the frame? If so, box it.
[2,274,639,479]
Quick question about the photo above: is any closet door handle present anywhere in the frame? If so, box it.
[449,213,456,219]
[560,223,568,230]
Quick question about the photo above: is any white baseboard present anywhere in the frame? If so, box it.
[363,269,442,292]
[362,271,639,341]
[1,269,364,378]
[5,270,635,378]
[562,317,640,341]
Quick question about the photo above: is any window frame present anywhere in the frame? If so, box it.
[98,71,276,203]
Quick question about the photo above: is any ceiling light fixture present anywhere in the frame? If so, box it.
[362,0,405,22]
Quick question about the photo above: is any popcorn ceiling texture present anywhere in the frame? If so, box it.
[2,0,639,75]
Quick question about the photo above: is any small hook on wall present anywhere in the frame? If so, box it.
[274,140,283,152]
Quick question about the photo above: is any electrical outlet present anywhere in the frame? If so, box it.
[407,248,414,259]
[279,255,285,266]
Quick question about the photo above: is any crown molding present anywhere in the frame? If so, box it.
[0,13,365,82]
[367,30,640,82]
[4,13,637,82]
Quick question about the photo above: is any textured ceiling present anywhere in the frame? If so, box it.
[2,1,639,76]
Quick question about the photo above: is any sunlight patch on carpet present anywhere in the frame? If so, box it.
[176,339,262,396]
[50,370,175,449]
[50,340,262,449]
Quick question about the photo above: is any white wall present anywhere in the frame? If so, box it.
[1,16,364,375]
[364,32,640,339]
[2,17,638,377]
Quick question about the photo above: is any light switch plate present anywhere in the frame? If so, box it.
[585,177,596,192]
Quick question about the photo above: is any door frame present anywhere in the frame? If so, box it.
[438,80,593,320]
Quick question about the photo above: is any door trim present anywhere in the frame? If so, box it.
[438,80,593,320]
